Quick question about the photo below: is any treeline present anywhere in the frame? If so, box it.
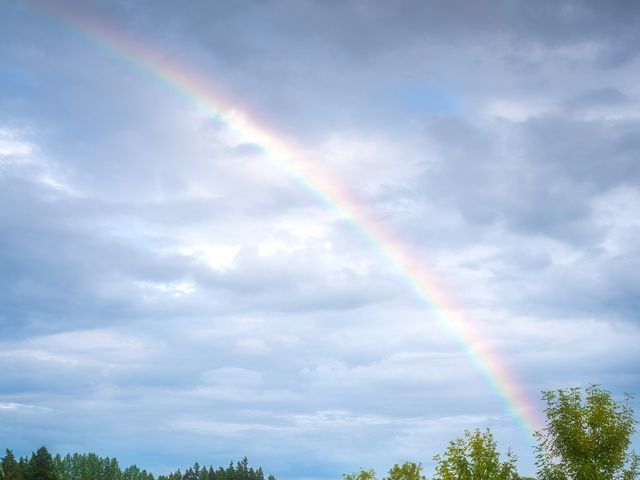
[343,386,639,480]
[0,449,275,480]
[2,386,638,480]
[158,458,274,480]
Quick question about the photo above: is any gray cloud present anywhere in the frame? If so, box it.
[1,1,640,479]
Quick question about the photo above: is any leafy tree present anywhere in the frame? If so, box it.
[535,385,639,480]
[433,428,518,480]
[384,462,426,480]
[343,468,377,480]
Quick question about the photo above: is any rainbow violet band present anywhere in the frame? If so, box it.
[12,0,543,437]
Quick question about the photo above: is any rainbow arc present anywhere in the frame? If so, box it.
[11,0,543,436]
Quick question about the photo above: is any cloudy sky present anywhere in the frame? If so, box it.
[1,0,640,478]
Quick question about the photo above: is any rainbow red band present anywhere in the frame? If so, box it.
[9,0,543,437]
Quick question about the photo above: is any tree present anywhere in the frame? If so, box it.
[535,385,639,480]
[343,468,377,480]
[2,450,23,480]
[384,462,426,480]
[52,452,122,480]
[26,447,57,480]
[433,428,518,480]
[121,465,153,480]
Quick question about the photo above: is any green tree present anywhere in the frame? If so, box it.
[2,450,24,480]
[384,462,426,480]
[535,385,639,480]
[27,448,57,480]
[157,470,182,480]
[53,452,122,480]
[433,428,518,480]
[343,468,377,480]
[121,465,152,480]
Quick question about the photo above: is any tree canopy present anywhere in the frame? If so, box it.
[384,462,426,480]
[0,452,275,480]
[432,428,518,480]
[343,462,427,480]
[2,450,23,480]
[343,468,378,480]
[535,385,639,480]
[3,385,640,480]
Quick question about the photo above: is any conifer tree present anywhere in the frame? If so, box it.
[28,448,57,480]
[2,450,23,480]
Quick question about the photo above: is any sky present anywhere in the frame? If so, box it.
[1,0,640,478]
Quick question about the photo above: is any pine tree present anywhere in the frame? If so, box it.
[28,447,58,480]
[2,450,24,480]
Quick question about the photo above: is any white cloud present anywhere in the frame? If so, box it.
[0,127,75,194]
[179,243,242,270]
[0,129,33,161]
[486,99,552,122]
[0,402,51,413]
[138,280,196,297]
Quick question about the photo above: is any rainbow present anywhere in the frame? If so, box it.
[9,0,542,435]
